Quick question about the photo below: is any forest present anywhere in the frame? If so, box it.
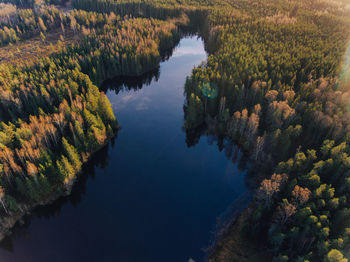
[182,1,350,262]
[0,0,350,261]
[0,0,180,239]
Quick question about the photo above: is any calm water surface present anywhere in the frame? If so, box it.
[0,36,248,262]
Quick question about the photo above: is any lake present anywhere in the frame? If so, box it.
[0,36,249,262]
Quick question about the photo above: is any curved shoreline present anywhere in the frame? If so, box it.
[0,136,113,242]
[0,24,183,244]
[208,204,270,262]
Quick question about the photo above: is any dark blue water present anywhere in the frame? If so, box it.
[0,36,248,262]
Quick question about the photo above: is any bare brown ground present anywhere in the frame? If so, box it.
[0,28,80,67]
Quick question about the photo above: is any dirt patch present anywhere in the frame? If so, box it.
[0,28,81,67]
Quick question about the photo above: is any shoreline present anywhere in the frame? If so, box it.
[202,116,272,262]
[0,135,114,242]
[0,34,182,243]
[208,204,271,262]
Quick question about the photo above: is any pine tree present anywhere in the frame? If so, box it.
[25,178,39,201]
[98,93,118,129]
[57,156,75,183]
[62,138,82,171]
[38,174,51,195]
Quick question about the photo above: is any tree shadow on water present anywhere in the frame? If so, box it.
[0,137,116,253]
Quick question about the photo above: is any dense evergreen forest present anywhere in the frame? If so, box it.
[182,1,350,262]
[0,0,350,261]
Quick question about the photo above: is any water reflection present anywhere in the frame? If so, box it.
[100,36,180,95]
[184,110,261,190]
[101,68,160,95]
[0,36,249,262]
[0,37,188,255]
[0,139,115,253]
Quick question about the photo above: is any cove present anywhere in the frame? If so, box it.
[0,36,249,262]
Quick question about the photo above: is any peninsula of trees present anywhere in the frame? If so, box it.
[0,1,180,238]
